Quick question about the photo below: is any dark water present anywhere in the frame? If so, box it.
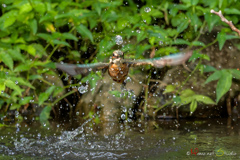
[0,118,239,160]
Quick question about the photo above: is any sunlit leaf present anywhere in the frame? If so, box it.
[4,17,16,28]
[19,2,32,14]
[27,45,36,56]
[0,83,5,92]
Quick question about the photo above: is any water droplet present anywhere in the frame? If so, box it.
[144,7,151,13]
[78,85,88,94]
[115,35,123,45]
[15,81,18,84]
[121,114,126,119]
[159,41,163,45]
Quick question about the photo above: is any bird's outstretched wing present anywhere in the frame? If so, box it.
[56,63,109,76]
[125,51,192,68]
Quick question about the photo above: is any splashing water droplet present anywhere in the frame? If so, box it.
[78,85,88,94]
[121,114,126,119]
[15,81,18,84]
[115,35,123,45]
[144,7,151,13]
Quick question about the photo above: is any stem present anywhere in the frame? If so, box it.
[177,59,202,93]
[52,89,77,105]
[144,74,150,115]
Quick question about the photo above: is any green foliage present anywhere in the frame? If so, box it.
[1,0,240,122]
[205,69,240,103]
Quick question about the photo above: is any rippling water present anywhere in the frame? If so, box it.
[0,118,239,159]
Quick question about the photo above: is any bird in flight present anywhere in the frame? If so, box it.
[56,50,192,83]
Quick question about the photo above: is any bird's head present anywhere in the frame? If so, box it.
[110,50,124,64]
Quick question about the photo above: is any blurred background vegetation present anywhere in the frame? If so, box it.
[1,0,240,125]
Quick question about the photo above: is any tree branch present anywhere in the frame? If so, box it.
[210,9,240,36]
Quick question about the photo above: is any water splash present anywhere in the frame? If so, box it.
[144,7,151,13]
[78,85,88,94]
[115,35,123,45]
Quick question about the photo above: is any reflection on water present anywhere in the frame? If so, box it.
[0,118,240,159]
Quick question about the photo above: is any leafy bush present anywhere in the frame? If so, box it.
[1,0,240,122]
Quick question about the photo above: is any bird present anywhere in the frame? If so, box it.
[56,50,192,83]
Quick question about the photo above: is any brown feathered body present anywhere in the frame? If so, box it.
[108,63,129,83]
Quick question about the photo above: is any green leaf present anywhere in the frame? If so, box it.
[193,95,215,104]
[27,45,36,56]
[4,17,16,28]
[37,33,53,41]
[216,71,232,103]
[181,89,195,97]
[19,2,32,14]
[10,103,21,110]
[190,99,197,115]
[40,106,52,123]
[177,19,189,33]
[14,64,31,72]
[172,39,190,45]
[205,13,219,32]
[0,52,13,70]
[204,70,222,84]
[5,80,22,96]
[8,48,25,62]
[29,75,43,80]
[29,19,38,35]
[217,32,226,50]
[10,77,35,89]
[62,33,78,41]
[76,25,93,43]
[191,41,205,46]
[163,85,176,94]
[19,96,33,105]
[46,86,56,95]
[229,69,240,80]
[202,65,217,72]
[224,8,240,15]
[0,83,5,92]
[38,86,56,105]
[53,87,64,97]
[38,93,49,106]
[117,18,129,30]
[52,40,71,47]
